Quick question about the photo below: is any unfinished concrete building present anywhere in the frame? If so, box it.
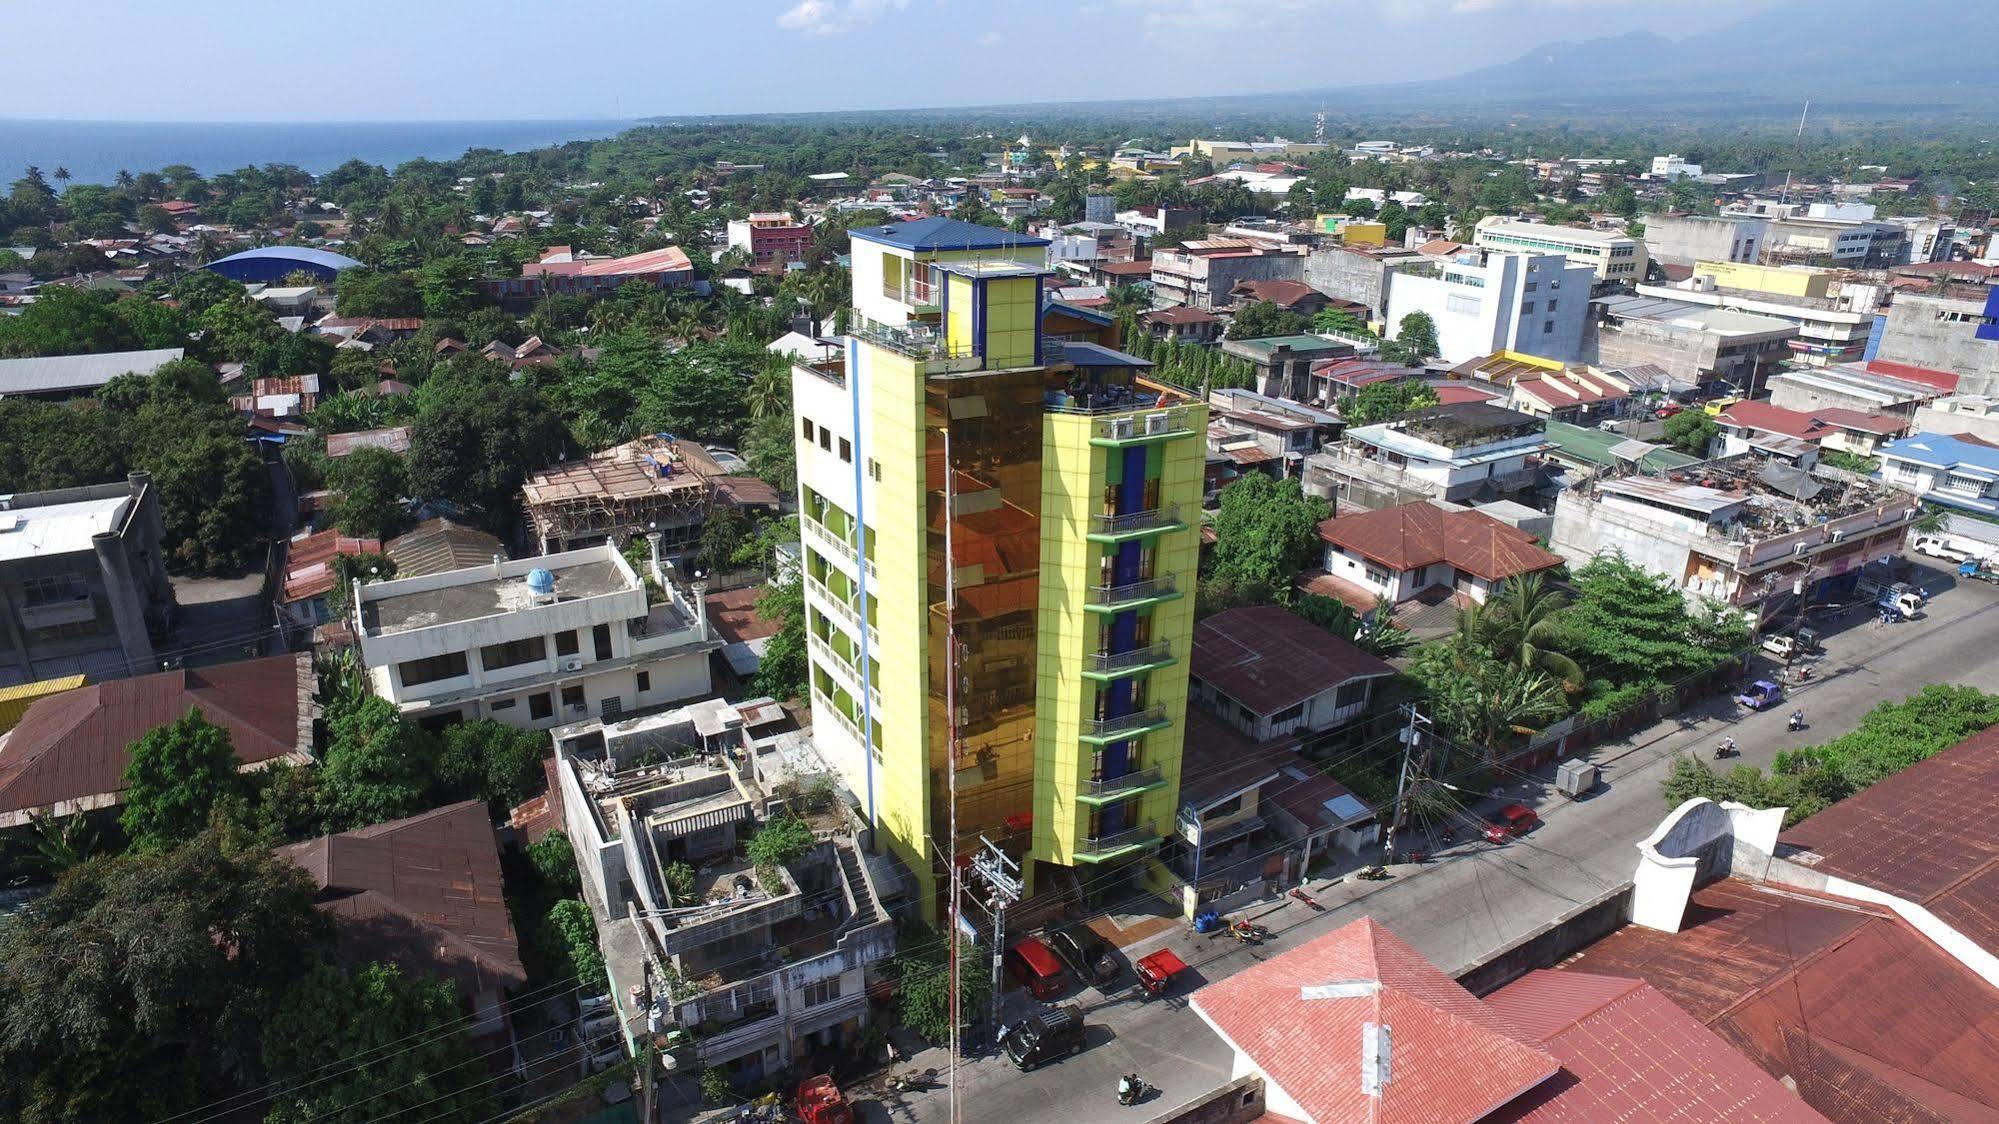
[523,436,765,559]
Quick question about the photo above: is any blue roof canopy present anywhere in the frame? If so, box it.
[848,216,1049,252]
[205,245,362,282]
[1061,341,1152,369]
[1881,433,1999,476]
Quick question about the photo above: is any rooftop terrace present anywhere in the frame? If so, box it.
[362,557,630,635]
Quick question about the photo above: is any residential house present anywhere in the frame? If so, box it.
[1309,359,1410,410]
[1189,605,1392,743]
[1307,402,1551,509]
[1190,917,1823,1124]
[480,246,694,307]
[1228,279,1329,320]
[1550,452,1918,618]
[1450,350,1628,423]
[552,704,894,1081]
[725,213,812,266]
[1310,500,1564,612]
[278,528,382,642]
[1205,389,1342,487]
[1220,334,1355,402]
[1138,305,1222,344]
[277,801,527,1038]
[1877,432,1999,516]
[352,543,718,732]
[0,474,174,686]
[0,653,313,829]
[1152,239,1305,310]
[1713,401,1909,458]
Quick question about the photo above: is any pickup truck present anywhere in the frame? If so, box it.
[1961,559,1999,584]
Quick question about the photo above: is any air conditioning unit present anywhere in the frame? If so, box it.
[1109,416,1134,440]
[1829,529,1846,543]
[1792,542,1811,556]
[1144,411,1170,435]
[562,658,584,672]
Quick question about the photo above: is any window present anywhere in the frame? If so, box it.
[1270,701,1306,726]
[480,635,546,672]
[397,652,468,686]
[1363,565,1390,586]
[1543,320,1555,334]
[868,458,881,482]
[561,685,586,711]
[530,693,554,720]
[1202,794,1245,821]
[802,978,843,1008]
[1524,281,1538,293]
[34,620,95,641]
[555,630,579,657]
[801,417,815,442]
[637,670,651,693]
[839,437,852,463]
[1334,680,1369,709]
[1520,302,1536,315]
[1545,299,1557,312]
[491,697,517,711]
[819,427,832,452]
[593,623,613,661]
[20,574,88,606]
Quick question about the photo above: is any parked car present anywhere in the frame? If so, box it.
[1047,923,1120,989]
[1482,803,1540,843]
[1004,937,1070,1000]
[1758,627,1820,659]
[1654,402,1685,419]
[1734,679,1784,710]
[1002,1005,1086,1071]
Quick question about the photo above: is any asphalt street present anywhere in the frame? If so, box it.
[863,558,1999,1124]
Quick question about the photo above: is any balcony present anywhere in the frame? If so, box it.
[1080,706,1171,745]
[1076,825,1160,863]
[1085,576,1180,613]
[1083,642,1176,680]
[852,318,974,362]
[1087,505,1186,543]
[807,633,882,710]
[803,518,875,579]
[1079,765,1167,806]
[1089,405,1198,447]
[805,575,878,646]
[882,276,937,308]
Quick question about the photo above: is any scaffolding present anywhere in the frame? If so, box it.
[521,435,722,555]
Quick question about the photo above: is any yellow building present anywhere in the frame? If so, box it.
[0,675,86,734]
[790,217,1204,917]
[1691,260,1833,299]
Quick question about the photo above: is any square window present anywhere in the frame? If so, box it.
[637,670,651,693]
[555,630,579,656]
[819,428,832,451]
[839,437,852,463]
[801,417,815,442]
[561,685,585,709]
[1543,320,1555,333]
[529,693,554,720]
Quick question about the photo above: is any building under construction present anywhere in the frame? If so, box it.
[522,435,777,558]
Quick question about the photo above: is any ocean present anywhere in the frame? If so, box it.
[0,119,637,185]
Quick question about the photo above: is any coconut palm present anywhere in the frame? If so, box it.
[746,361,789,421]
[1460,573,1584,691]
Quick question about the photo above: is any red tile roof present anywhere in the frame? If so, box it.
[1483,971,1826,1122]
[704,584,784,645]
[1096,259,1153,276]
[1232,279,1320,308]
[1434,383,1505,406]
[0,654,312,826]
[1318,503,1564,582]
[1192,604,1394,717]
[1717,401,1907,442]
[1860,359,1959,392]
[1142,306,1220,325]
[1312,359,1410,391]
[279,801,528,1000]
[1192,918,1560,1124]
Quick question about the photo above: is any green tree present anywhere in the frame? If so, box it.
[317,695,441,832]
[1662,410,1718,456]
[1390,311,1439,363]
[335,266,423,318]
[406,361,572,531]
[892,929,992,1044]
[0,834,331,1124]
[527,831,582,899]
[1407,638,1569,746]
[416,256,482,320]
[538,899,607,993]
[0,285,137,357]
[1460,573,1584,691]
[1344,378,1440,426]
[262,962,495,1124]
[198,295,286,363]
[1207,475,1330,597]
[120,707,247,854]
[751,577,808,701]
[1312,307,1376,337]
[326,446,410,539]
[742,411,798,495]
[1293,592,1414,658]
[1564,553,1737,685]
[746,811,815,879]
[435,719,547,813]
[701,505,750,570]
[639,343,757,445]
[1225,300,1309,340]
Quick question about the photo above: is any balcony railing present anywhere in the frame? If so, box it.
[1087,765,1163,798]
[1091,406,1197,442]
[807,633,881,709]
[1085,642,1173,676]
[1091,505,1183,536]
[803,518,875,578]
[1087,577,1177,607]
[852,318,975,361]
[882,276,936,306]
[1080,825,1158,855]
[1083,706,1169,741]
[805,575,877,644]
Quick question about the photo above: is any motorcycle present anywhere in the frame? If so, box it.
[1356,865,1391,881]
[1713,739,1738,760]
[887,1069,935,1094]
[1230,919,1271,944]
[1788,711,1805,732]
[1118,1074,1153,1107]
[1290,888,1323,911]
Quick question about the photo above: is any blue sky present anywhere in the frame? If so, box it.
[6,0,1754,121]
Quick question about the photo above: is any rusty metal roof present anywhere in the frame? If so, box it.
[0,654,311,824]
[1192,604,1395,718]
[278,800,527,998]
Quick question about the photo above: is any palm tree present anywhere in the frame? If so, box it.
[26,812,98,877]
[114,169,134,189]
[53,166,71,191]
[1912,504,1948,535]
[1476,573,1585,691]
[746,362,789,421]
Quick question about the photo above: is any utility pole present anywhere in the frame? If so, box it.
[1382,705,1434,865]
[969,835,1023,1038]
[941,426,963,1124]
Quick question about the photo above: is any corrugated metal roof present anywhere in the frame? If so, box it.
[0,654,310,822]
[0,347,184,396]
[1192,604,1393,718]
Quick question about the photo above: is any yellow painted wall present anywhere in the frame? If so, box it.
[985,276,1039,369]
[857,341,936,909]
[1341,222,1388,248]
[1694,260,1832,298]
[945,274,975,358]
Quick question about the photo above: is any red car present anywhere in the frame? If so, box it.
[1482,803,1540,843]
[1654,402,1685,419]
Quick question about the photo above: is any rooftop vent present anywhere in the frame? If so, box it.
[527,568,556,598]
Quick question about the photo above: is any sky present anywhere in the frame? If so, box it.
[4,0,1760,122]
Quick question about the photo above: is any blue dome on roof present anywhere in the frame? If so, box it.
[204,245,363,283]
[526,568,556,595]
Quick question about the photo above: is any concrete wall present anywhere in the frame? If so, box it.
[1643,214,1765,267]
[1304,247,1389,317]
[1876,293,1999,392]
[1149,1076,1267,1124]
[1455,883,1634,995]
[1550,492,1697,589]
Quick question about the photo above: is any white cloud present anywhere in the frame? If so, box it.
[775,0,911,35]
[977,29,1002,45]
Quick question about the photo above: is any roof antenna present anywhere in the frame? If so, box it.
[1778,99,1810,208]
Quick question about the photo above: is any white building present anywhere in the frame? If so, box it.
[1641,213,1767,268]
[1473,217,1649,283]
[352,544,717,730]
[1384,250,1595,364]
[1308,403,1551,506]
[1651,155,1704,180]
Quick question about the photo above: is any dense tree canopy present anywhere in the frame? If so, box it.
[1206,475,1332,600]
[120,707,246,854]
[405,359,572,531]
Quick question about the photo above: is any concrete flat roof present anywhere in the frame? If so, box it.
[0,495,130,562]
[364,559,629,635]
[1598,476,1743,515]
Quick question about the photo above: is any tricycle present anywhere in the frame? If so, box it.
[1134,949,1189,1001]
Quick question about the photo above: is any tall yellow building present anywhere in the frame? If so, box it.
[789,217,1204,916]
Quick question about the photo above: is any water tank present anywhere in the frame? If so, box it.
[526,568,556,597]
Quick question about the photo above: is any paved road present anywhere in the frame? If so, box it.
[857,559,1999,1124]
